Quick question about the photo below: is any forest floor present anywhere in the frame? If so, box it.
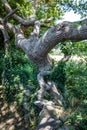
[0,85,30,130]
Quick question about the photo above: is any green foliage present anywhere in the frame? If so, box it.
[64,59,87,129]
[51,61,66,94]
[59,42,73,55]
[45,60,66,96]
[52,40,87,56]
[65,60,87,102]
[0,0,65,22]
[0,50,4,84]
[67,108,87,130]
[65,0,87,17]
[16,0,34,18]
[45,58,87,129]
[36,0,63,20]
[1,40,38,103]
[0,0,87,129]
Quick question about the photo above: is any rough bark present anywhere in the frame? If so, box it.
[0,1,87,129]
[14,19,87,71]
[1,0,87,70]
[34,69,67,130]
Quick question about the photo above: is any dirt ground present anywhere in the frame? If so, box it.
[0,85,30,130]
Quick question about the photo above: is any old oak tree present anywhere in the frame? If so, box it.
[0,0,87,129]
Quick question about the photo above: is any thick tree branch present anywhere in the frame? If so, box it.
[13,18,87,70]
[34,19,87,57]
[2,1,87,62]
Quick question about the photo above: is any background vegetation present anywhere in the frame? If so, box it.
[0,0,87,129]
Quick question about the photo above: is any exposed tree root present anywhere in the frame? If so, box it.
[34,70,69,130]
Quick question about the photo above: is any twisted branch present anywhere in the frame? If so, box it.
[36,69,63,108]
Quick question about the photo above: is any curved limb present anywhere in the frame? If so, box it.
[37,71,50,100]
[36,69,63,106]
[35,70,65,130]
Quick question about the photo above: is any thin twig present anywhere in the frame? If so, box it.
[3,8,19,23]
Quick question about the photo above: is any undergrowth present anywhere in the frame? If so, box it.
[0,41,87,129]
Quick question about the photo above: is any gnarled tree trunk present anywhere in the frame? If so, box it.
[0,0,87,129]
[9,20,87,129]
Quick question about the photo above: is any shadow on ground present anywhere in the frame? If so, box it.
[0,86,30,130]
